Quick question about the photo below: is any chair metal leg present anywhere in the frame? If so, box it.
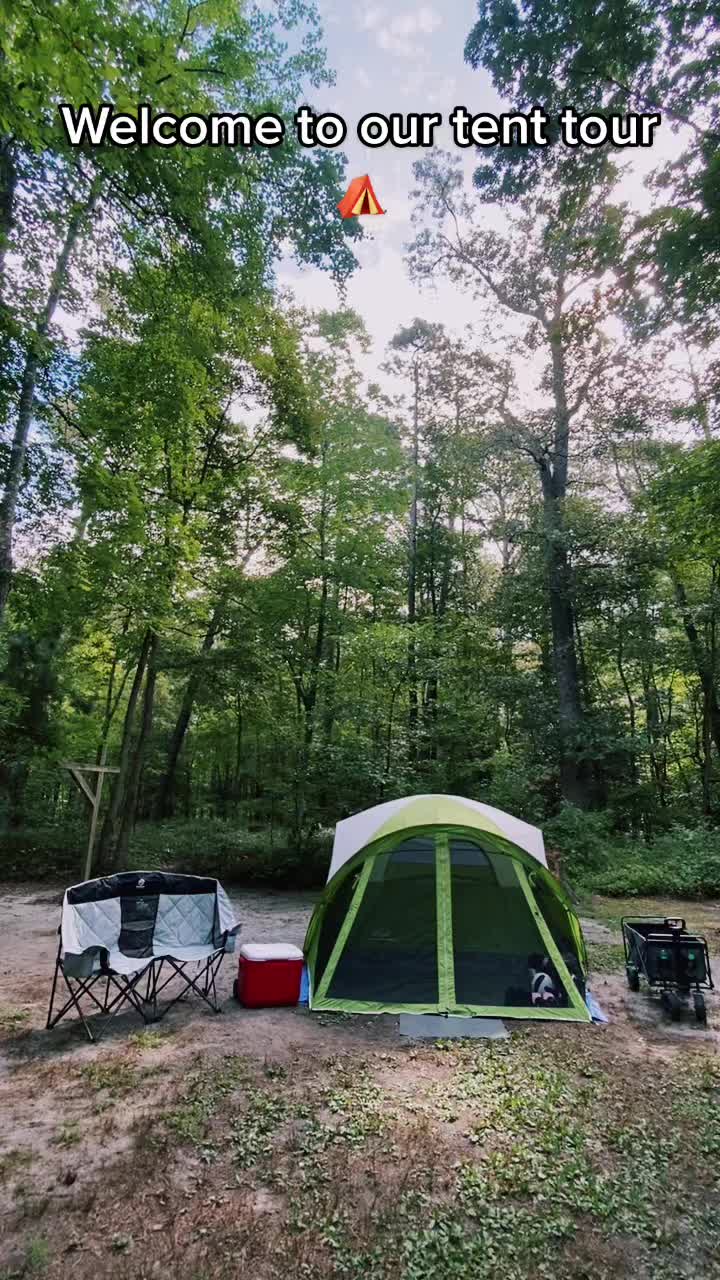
[48,948,227,1039]
[49,969,101,1043]
[141,959,164,1021]
[154,953,225,1019]
[47,959,157,1043]
[90,970,152,1039]
[46,945,62,1030]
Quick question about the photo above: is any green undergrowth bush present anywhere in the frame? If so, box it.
[0,817,331,887]
[590,825,720,898]
[0,824,84,879]
[2,804,718,898]
[127,818,331,888]
[545,807,720,899]
[543,805,615,877]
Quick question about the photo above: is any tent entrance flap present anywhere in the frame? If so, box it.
[308,817,590,1023]
[449,841,553,1008]
[322,837,440,1006]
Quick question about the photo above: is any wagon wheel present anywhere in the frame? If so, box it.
[626,964,640,992]
[232,978,239,1002]
[693,993,707,1025]
[667,992,683,1021]
[660,990,681,1020]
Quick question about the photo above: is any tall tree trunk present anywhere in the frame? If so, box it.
[291,497,330,848]
[385,685,399,777]
[0,180,100,625]
[540,328,590,808]
[702,692,714,814]
[407,359,420,753]
[306,574,328,747]
[97,630,153,870]
[95,613,133,764]
[116,633,159,858]
[157,598,225,817]
[616,630,639,812]
[321,585,342,744]
[539,463,588,807]
[424,518,451,762]
[0,135,16,301]
[642,664,667,811]
[300,487,330,753]
[673,577,720,758]
[235,696,243,780]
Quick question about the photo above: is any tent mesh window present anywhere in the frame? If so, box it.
[326,837,438,1003]
[530,874,585,994]
[531,875,575,952]
[449,840,552,1008]
[315,872,357,985]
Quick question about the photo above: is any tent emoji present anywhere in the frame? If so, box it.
[338,175,385,218]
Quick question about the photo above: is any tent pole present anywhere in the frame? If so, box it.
[515,864,590,1019]
[314,857,375,1003]
[435,833,456,1011]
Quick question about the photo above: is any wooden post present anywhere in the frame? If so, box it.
[63,750,120,881]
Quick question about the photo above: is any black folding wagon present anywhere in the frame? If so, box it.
[622,916,713,1024]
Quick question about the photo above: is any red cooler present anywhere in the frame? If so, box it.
[234,942,304,1008]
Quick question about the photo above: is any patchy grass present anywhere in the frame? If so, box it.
[229,1087,291,1169]
[3,974,720,1278]
[25,1237,50,1273]
[587,942,626,973]
[79,1060,140,1095]
[0,1008,31,1035]
[0,1149,33,1184]
[128,1028,168,1051]
[105,1033,718,1280]
[52,1123,81,1149]
[163,1055,254,1152]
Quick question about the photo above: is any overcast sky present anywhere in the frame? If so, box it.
[279,0,682,390]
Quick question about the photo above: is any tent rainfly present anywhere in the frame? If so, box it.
[304,795,590,1022]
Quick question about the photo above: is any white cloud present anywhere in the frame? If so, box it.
[427,74,457,106]
[357,5,386,31]
[354,66,372,91]
[415,5,442,35]
[375,5,442,56]
[398,68,456,104]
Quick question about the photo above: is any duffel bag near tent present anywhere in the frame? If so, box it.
[304,795,590,1022]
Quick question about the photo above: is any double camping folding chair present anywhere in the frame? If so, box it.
[47,870,240,1042]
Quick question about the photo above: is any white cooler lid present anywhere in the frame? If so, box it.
[240,942,304,962]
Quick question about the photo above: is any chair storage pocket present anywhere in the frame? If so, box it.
[63,950,98,979]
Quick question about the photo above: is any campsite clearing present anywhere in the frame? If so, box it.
[0,884,719,1280]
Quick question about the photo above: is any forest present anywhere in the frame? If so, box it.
[1,0,720,898]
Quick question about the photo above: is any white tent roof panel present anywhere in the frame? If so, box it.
[328,794,546,881]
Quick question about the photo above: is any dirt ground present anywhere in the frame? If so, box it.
[0,884,719,1280]
[0,884,404,1080]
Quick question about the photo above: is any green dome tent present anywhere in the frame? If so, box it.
[304,795,590,1022]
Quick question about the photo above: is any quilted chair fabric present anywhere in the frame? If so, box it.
[60,871,239,978]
